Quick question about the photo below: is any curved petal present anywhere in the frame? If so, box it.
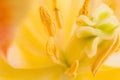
[76,67,120,80]
[5,1,59,69]
[0,57,68,80]
[0,0,34,58]
[0,0,33,26]
[7,28,56,69]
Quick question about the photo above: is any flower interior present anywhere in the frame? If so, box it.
[1,0,120,79]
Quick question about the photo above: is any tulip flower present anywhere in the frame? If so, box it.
[1,0,120,80]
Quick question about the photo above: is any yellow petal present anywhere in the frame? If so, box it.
[0,0,34,26]
[0,0,34,58]
[7,22,55,68]
[76,66,120,80]
[0,57,66,80]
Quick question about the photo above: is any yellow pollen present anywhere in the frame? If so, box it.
[51,0,64,48]
[53,0,64,29]
[79,0,90,16]
[39,7,56,36]
[65,60,79,77]
[46,37,60,63]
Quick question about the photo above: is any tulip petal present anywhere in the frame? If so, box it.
[76,66,120,80]
[0,0,34,58]
[7,25,56,68]
[0,57,68,80]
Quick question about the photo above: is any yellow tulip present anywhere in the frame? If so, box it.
[1,0,120,80]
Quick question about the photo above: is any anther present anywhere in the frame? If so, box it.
[65,60,79,77]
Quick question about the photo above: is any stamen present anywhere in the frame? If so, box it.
[79,0,90,16]
[39,7,56,36]
[65,60,79,77]
[52,0,65,48]
[92,34,120,75]
[53,0,64,28]
[46,37,60,64]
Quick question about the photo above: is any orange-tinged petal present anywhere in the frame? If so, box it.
[0,0,33,58]
[0,1,13,57]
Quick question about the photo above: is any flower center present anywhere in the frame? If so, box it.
[39,0,120,77]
